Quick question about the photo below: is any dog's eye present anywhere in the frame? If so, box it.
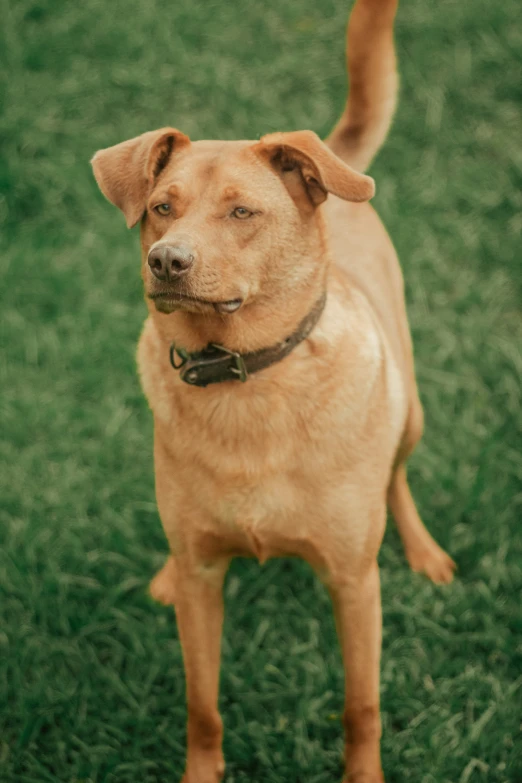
[155,203,171,216]
[232,207,253,219]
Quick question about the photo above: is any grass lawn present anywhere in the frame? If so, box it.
[1,0,521,781]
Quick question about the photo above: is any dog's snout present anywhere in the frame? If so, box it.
[147,244,195,281]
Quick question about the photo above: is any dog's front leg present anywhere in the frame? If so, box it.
[171,555,229,783]
[152,436,228,781]
[329,560,384,783]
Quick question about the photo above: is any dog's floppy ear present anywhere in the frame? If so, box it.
[254,130,375,206]
[91,128,190,228]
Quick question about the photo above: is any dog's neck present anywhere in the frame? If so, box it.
[147,263,329,355]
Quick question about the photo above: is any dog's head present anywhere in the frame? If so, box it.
[91,128,374,321]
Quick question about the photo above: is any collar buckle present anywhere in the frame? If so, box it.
[171,342,249,387]
[210,343,248,382]
[168,291,326,388]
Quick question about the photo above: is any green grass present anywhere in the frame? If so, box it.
[1,0,521,781]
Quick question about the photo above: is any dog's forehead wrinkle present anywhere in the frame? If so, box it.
[159,146,249,201]
[221,185,242,201]
[167,183,181,198]
[153,139,283,208]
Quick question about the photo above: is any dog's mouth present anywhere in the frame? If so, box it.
[148,292,243,315]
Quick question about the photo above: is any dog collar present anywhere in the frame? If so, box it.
[169,292,327,388]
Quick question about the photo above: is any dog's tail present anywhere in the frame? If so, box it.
[326,0,399,172]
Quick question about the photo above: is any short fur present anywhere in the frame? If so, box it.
[91,1,455,780]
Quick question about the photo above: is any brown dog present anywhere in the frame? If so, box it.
[91,0,455,780]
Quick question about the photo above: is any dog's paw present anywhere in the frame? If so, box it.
[181,756,225,783]
[406,542,456,584]
[149,556,177,605]
[343,772,385,782]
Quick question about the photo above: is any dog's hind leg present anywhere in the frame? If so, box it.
[388,464,455,584]
[387,395,456,584]
[150,555,178,605]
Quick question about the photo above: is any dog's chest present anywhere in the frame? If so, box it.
[138,305,407,565]
[211,474,301,561]
[164,381,385,566]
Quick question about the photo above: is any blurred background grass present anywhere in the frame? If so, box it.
[1,0,521,781]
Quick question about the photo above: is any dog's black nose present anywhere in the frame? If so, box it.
[147,244,195,281]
